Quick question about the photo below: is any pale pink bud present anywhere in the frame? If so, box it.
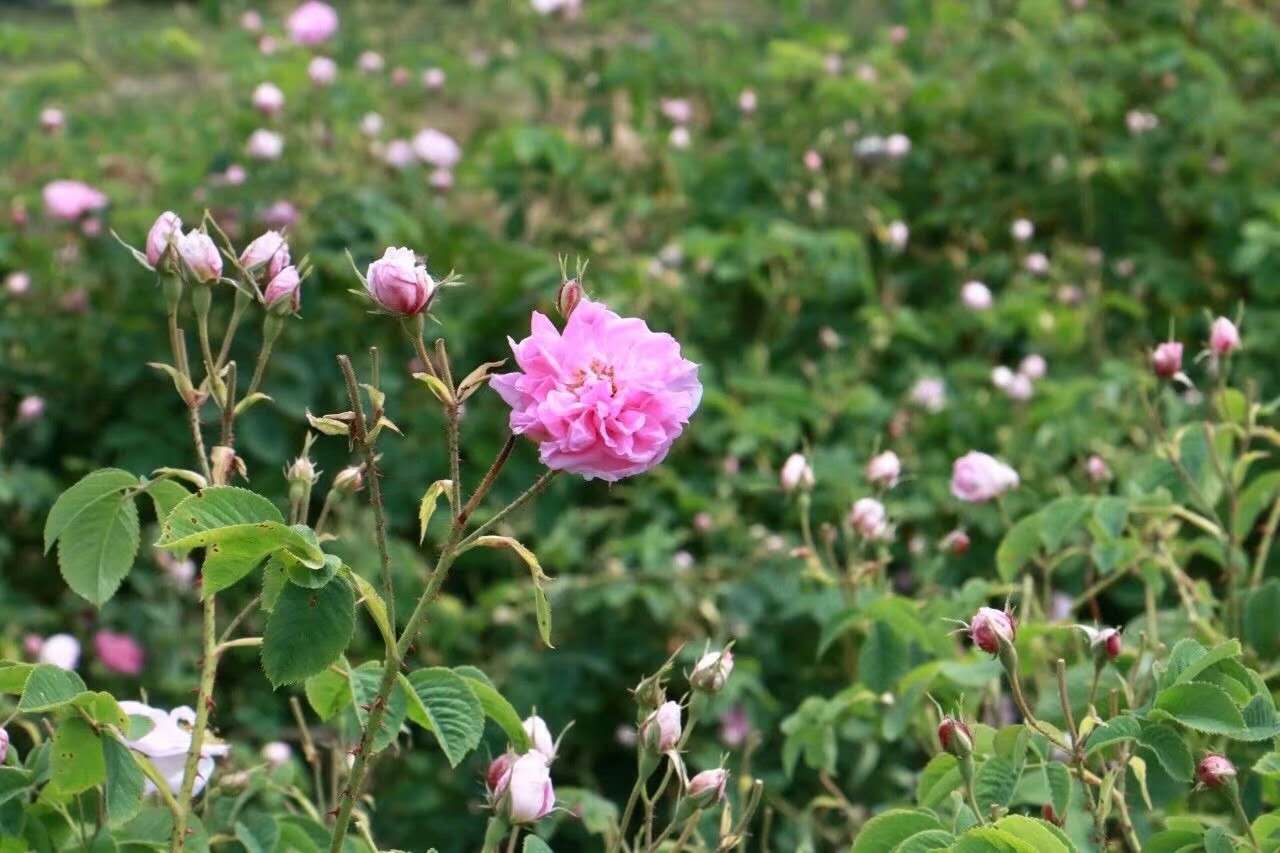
[849,497,891,540]
[390,67,411,87]
[780,453,814,492]
[969,606,1015,655]
[258,35,278,55]
[365,246,435,315]
[866,451,901,488]
[738,89,758,114]
[17,395,45,423]
[287,1,338,46]
[940,529,970,555]
[889,25,908,44]
[422,67,446,90]
[1019,354,1046,380]
[938,717,972,757]
[264,200,298,230]
[885,133,911,158]
[1209,317,1240,357]
[687,769,728,805]
[660,98,692,125]
[690,649,734,694]
[1005,373,1033,401]
[239,231,289,274]
[224,164,246,186]
[1010,218,1034,242]
[246,129,284,161]
[557,278,583,320]
[240,10,263,32]
[332,465,365,493]
[1094,627,1122,660]
[1085,455,1111,483]
[486,752,515,799]
[5,271,30,296]
[669,126,691,149]
[308,56,338,87]
[1126,109,1158,135]
[412,128,461,169]
[803,149,823,172]
[640,701,682,752]
[1024,253,1050,275]
[93,630,144,676]
[40,107,65,133]
[991,365,1015,390]
[504,752,555,823]
[360,112,384,137]
[261,741,292,767]
[384,139,416,169]
[1196,753,1236,788]
[951,451,1019,503]
[962,281,992,310]
[429,168,454,192]
[909,377,946,413]
[1152,341,1183,378]
[263,265,301,313]
[886,220,909,251]
[252,82,285,116]
[176,230,222,282]
[522,716,556,761]
[38,633,81,670]
[357,51,385,74]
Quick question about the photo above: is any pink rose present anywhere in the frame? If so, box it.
[17,395,45,422]
[411,128,461,169]
[738,89,758,114]
[522,715,556,762]
[365,247,435,315]
[849,497,891,540]
[263,265,301,312]
[252,82,285,116]
[803,149,823,172]
[246,129,284,160]
[40,107,65,133]
[43,180,107,222]
[360,112,384,137]
[94,630,144,676]
[1209,317,1240,357]
[780,453,814,492]
[498,752,555,823]
[308,56,338,86]
[909,377,946,413]
[690,649,734,694]
[429,168,454,191]
[38,633,81,670]
[1086,455,1111,483]
[1011,218,1034,242]
[969,606,1015,654]
[422,67,446,90]
[938,717,973,757]
[490,301,702,481]
[241,9,263,32]
[961,281,992,310]
[287,1,338,45]
[866,451,901,488]
[1152,341,1183,378]
[5,271,31,296]
[263,201,298,230]
[146,211,183,266]
[1019,354,1046,380]
[640,701,682,752]
[660,98,693,125]
[358,51,385,74]
[0,728,8,764]
[383,139,415,169]
[950,451,1019,503]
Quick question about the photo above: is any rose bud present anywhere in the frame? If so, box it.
[358,51,385,74]
[176,230,222,283]
[1196,753,1236,788]
[690,649,734,694]
[41,107,65,134]
[1024,252,1050,275]
[246,128,284,161]
[522,715,556,762]
[640,701,682,753]
[1011,218,1034,242]
[146,211,183,267]
[308,56,338,87]
[0,727,8,764]
[332,465,365,494]
[849,497,891,541]
[17,395,45,423]
[738,89,758,114]
[969,606,1015,655]
[1019,354,1046,380]
[261,741,292,768]
[950,452,1019,503]
[365,246,436,316]
[486,752,516,800]
[1209,316,1241,357]
[287,454,318,486]
[239,230,289,274]
[1041,803,1062,826]
[803,149,823,172]
[428,168,454,192]
[252,82,285,116]
[961,280,993,311]
[687,768,728,806]
[422,67,446,90]
[886,220,909,251]
[241,9,263,32]
[38,633,81,670]
[557,278,583,320]
[1151,341,1183,378]
[937,716,973,758]
[866,450,901,488]
[1085,454,1111,483]
[5,271,30,296]
[780,453,814,492]
[503,752,555,823]
[263,265,301,314]
[287,0,339,46]
[940,528,970,555]
[360,112,384,137]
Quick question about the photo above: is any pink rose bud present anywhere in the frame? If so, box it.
[803,149,823,172]
[176,230,222,283]
[428,168,454,192]
[886,220,909,251]
[422,67,446,90]
[494,752,555,823]
[991,365,1015,390]
[522,715,556,761]
[690,649,734,694]
[0,727,8,764]
[308,56,338,86]
[1005,373,1033,401]
[866,451,900,488]
[969,606,1016,655]
[146,211,183,267]
[640,701,682,753]
[1151,341,1183,378]
[239,230,288,272]
[1097,627,1122,660]
[258,35,278,55]
[94,630,145,676]
[263,265,301,313]
[287,0,338,45]
[937,717,973,757]
[241,9,263,32]
[252,82,285,116]
[660,98,693,125]
[358,51,385,74]
[246,129,284,161]
[687,768,728,806]
[360,112,384,137]
[40,107,65,133]
[332,465,365,493]
[940,528,970,555]
[669,126,691,149]
[390,67,411,87]
[910,377,946,413]
[780,453,815,492]
[1024,252,1050,275]
[264,200,298,230]
[261,741,292,767]
[486,752,516,799]
[557,278,583,320]
[1086,455,1111,483]
[1019,354,1046,380]
[38,633,81,670]
[17,395,45,422]
[5,271,31,296]
[849,497,891,540]
[889,25,908,44]
[951,452,1019,503]
[1196,753,1236,788]
[365,247,436,315]
[738,89,758,114]
[1209,317,1240,357]
[961,280,993,311]
[1041,803,1063,826]
[384,139,415,169]
[885,133,911,158]
[1011,218,1034,242]
[43,180,108,222]
[412,128,462,169]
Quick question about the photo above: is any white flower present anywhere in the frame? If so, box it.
[38,634,80,670]
[119,701,228,796]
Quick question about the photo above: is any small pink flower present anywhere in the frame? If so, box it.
[490,301,702,481]
[176,230,222,282]
[886,220,909,251]
[1086,455,1111,483]
[687,769,728,805]
[94,630,144,676]
[640,701,682,752]
[660,98,693,125]
[240,9,263,32]
[803,149,823,172]
[719,706,751,747]
[669,126,691,149]
[969,606,1015,654]
[252,82,285,116]
[962,281,992,310]
[263,265,301,313]
[365,247,435,315]
[383,139,416,169]
[0,728,8,764]
[866,451,901,488]
[497,752,555,823]
[1010,218,1034,242]
[246,129,284,161]
[17,395,45,422]
[43,180,107,222]
[909,377,946,413]
[780,453,814,492]
[357,51,385,74]
[360,112,384,137]
[422,67,446,90]
[308,56,338,86]
[5,271,30,296]
[1209,317,1240,357]
[951,452,1019,503]
[738,89,758,114]
[146,212,184,266]
[1196,754,1236,788]
[40,107,65,133]
[287,1,338,45]
[1152,341,1183,378]
[1024,252,1050,275]
[885,133,911,158]
[412,128,461,169]
[1019,354,1046,380]
[849,497,891,540]
[940,529,970,555]
[263,200,298,230]
[429,168,454,191]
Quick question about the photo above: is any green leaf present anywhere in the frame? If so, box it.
[1203,826,1233,853]
[471,535,555,647]
[915,753,961,809]
[894,830,955,851]
[974,755,1019,814]
[345,568,394,648]
[1044,762,1071,816]
[553,788,617,837]
[1159,639,1207,690]
[234,814,279,853]
[417,479,453,544]
[50,717,105,795]
[1236,694,1280,741]
[1039,497,1092,552]
[1142,830,1204,853]
[1244,581,1280,658]
[1138,722,1194,781]
[261,579,355,687]
[850,810,942,853]
[951,827,1038,852]
[1172,640,1241,685]
[304,664,353,721]
[347,662,408,753]
[522,838,553,853]
[144,480,190,526]
[1234,471,1280,539]
[44,469,138,553]
[401,668,485,767]
[18,665,86,713]
[1153,682,1246,734]
[102,736,144,826]
[1254,751,1280,780]
[990,816,1073,853]
[859,620,909,693]
[1084,715,1141,755]
[1091,497,1129,540]
[73,692,129,729]
[55,480,140,606]
[455,669,530,752]
[996,513,1042,581]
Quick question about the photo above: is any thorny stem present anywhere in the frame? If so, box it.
[1250,497,1280,588]
[170,595,216,852]
[458,470,560,550]
[460,434,517,525]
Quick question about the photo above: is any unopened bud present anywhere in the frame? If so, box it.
[210,446,246,486]
[686,768,728,806]
[1041,802,1062,826]
[557,278,583,320]
[689,649,734,694]
[1196,753,1236,788]
[937,717,972,758]
[969,607,1015,656]
[332,465,365,494]
[639,701,682,753]
[780,453,814,492]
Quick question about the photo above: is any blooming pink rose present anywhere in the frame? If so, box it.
[38,633,81,670]
[43,180,107,222]
[803,149,823,172]
[1019,354,1046,380]
[94,630,144,676]
[263,265,301,312]
[1011,218,1034,242]
[1209,317,1240,356]
[146,211,183,266]
[909,377,946,412]
[950,451,1019,503]
[640,701,682,752]
[1152,341,1183,378]
[287,1,338,45]
[1085,454,1111,483]
[241,9,263,32]
[411,128,461,169]
[687,768,728,805]
[252,82,285,116]
[308,56,338,86]
[490,301,702,481]
[969,606,1015,654]
[365,247,435,315]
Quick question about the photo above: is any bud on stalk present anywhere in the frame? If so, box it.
[557,278,583,321]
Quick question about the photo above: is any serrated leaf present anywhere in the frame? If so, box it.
[44,469,138,553]
[417,479,453,544]
[1253,751,1280,780]
[1044,762,1071,817]
[990,816,1073,852]
[401,668,485,768]
[234,814,279,853]
[859,620,909,693]
[850,810,943,853]
[1234,471,1280,539]
[102,736,144,826]
[54,478,140,606]
[916,753,962,809]
[1244,581,1280,658]
[304,664,352,721]
[1158,639,1207,690]
[261,580,355,687]
[1039,497,1092,552]
[51,717,105,795]
[1091,497,1129,540]
[1172,639,1241,685]
[974,755,1019,814]
[143,480,190,527]
[348,662,408,754]
[471,536,554,647]
[1153,682,1245,734]
[1138,722,1194,781]
[1203,826,1233,853]
[895,829,955,851]
[456,670,530,752]
[996,513,1042,581]
[19,665,86,712]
